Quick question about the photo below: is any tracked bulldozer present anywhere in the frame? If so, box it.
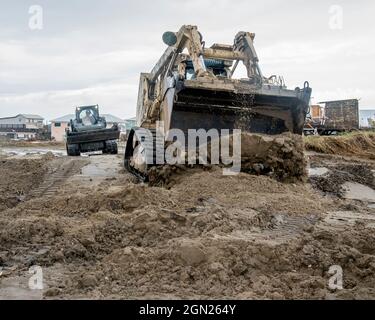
[124,25,312,180]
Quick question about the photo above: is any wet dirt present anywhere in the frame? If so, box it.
[309,159,375,198]
[343,182,375,203]
[0,153,54,211]
[0,148,375,299]
[1,147,66,158]
[239,132,306,182]
[148,132,306,188]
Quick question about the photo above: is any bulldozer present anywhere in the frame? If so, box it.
[124,25,312,180]
[66,105,120,156]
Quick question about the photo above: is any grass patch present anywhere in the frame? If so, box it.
[304,131,375,159]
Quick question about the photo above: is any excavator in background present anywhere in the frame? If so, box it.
[124,25,312,180]
[66,105,120,156]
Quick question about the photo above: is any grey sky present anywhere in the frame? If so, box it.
[0,0,374,121]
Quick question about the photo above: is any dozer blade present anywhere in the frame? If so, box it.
[169,85,310,135]
[66,126,120,145]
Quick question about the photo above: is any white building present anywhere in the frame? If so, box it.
[123,117,136,132]
[0,114,44,139]
[359,109,375,128]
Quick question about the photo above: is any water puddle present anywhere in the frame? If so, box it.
[69,155,122,186]
[80,158,118,177]
[308,167,329,177]
[1,147,65,157]
[343,182,375,203]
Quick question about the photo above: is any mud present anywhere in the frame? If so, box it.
[239,132,306,182]
[0,153,54,211]
[0,140,65,148]
[0,147,375,299]
[309,161,375,198]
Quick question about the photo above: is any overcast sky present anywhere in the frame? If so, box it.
[0,0,374,121]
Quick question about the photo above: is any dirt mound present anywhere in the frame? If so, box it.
[239,132,306,182]
[70,222,375,299]
[0,167,334,299]
[305,132,375,159]
[1,153,375,299]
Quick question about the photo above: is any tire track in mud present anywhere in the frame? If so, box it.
[318,210,375,231]
[258,211,375,244]
[242,214,320,244]
[27,158,87,199]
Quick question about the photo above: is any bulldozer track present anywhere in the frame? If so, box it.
[28,159,81,199]
[124,128,164,182]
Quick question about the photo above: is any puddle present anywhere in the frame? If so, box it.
[308,167,329,176]
[1,147,66,157]
[80,158,118,177]
[343,182,375,202]
[69,155,122,186]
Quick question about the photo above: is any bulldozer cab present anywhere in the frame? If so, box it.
[76,105,99,125]
[185,59,231,79]
[71,105,106,133]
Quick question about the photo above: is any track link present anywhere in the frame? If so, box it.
[124,128,164,182]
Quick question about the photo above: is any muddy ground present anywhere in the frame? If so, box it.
[0,143,375,299]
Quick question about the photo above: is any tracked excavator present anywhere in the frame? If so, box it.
[124,25,312,180]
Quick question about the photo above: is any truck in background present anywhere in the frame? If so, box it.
[304,99,359,135]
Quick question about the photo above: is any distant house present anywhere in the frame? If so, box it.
[0,114,44,140]
[50,113,125,142]
[49,114,74,142]
[359,109,375,128]
[123,117,136,132]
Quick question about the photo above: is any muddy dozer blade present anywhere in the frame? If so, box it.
[170,87,309,135]
[66,127,120,144]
